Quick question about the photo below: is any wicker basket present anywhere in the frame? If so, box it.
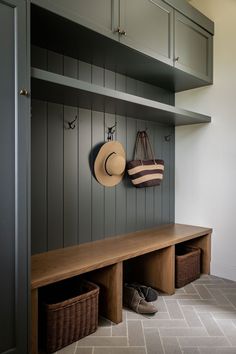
[175,245,201,288]
[40,279,99,353]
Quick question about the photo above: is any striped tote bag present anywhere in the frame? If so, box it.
[127,131,164,188]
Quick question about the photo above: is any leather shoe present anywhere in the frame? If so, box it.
[128,282,158,302]
[123,284,158,314]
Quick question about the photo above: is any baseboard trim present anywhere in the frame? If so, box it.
[211,262,236,282]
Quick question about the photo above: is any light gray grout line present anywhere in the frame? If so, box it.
[217,289,233,306]
[141,319,148,354]
[213,319,235,347]
[73,340,78,354]
[84,335,126,338]
[162,296,171,318]
[192,283,204,300]
[223,295,236,311]
[76,346,146,348]
[207,311,227,335]
[176,336,184,354]
[92,347,95,354]
[177,299,189,327]
[193,307,210,336]
[158,328,166,354]
[126,317,130,347]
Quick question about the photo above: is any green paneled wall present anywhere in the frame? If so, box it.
[31,46,175,254]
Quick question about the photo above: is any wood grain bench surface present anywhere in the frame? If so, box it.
[31,223,212,289]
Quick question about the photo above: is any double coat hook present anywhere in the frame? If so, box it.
[68,115,78,130]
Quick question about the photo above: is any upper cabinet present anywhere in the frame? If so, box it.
[119,0,173,65]
[31,0,214,91]
[174,12,213,83]
[42,0,119,40]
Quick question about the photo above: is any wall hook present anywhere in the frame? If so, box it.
[68,115,78,130]
[164,135,171,142]
[107,122,117,141]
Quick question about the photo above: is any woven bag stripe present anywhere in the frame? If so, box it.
[135,179,162,188]
[127,163,164,176]
[132,173,163,185]
[127,159,164,168]
[129,169,164,180]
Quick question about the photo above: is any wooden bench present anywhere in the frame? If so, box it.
[31,223,212,354]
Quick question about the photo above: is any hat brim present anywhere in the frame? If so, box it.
[94,141,126,187]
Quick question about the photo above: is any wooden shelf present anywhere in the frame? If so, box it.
[31,68,211,126]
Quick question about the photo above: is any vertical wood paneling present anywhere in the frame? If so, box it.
[154,124,163,225]
[31,45,47,70]
[104,69,116,237]
[91,111,105,241]
[162,125,171,224]
[78,60,92,82]
[115,72,127,235]
[63,55,77,78]
[115,115,127,235]
[91,64,105,241]
[136,120,146,230]
[31,100,48,254]
[47,50,63,74]
[31,48,175,254]
[126,118,137,232]
[78,108,92,243]
[169,127,175,222]
[145,122,155,228]
[63,105,78,247]
[92,65,104,86]
[63,54,79,246]
[47,103,64,250]
[104,113,116,237]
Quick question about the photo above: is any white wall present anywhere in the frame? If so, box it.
[175,0,236,281]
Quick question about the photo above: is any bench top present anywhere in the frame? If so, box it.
[31,223,212,289]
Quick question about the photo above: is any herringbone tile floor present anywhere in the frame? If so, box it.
[56,275,236,354]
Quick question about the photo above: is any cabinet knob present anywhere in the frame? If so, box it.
[20,88,29,97]
[114,27,127,36]
[174,56,180,62]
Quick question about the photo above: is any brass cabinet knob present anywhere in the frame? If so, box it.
[20,88,29,96]
[114,27,127,36]
[174,56,180,62]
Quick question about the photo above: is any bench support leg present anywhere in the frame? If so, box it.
[184,233,212,274]
[124,246,175,295]
[31,288,38,354]
[88,262,123,324]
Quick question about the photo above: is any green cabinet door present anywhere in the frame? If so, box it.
[33,0,119,41]
[174,11,213,82]
[0,0,30,353]
[119,0,173,65]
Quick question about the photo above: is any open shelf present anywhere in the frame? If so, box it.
[31,68,211,126]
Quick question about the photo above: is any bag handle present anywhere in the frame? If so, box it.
[133,131,156,163]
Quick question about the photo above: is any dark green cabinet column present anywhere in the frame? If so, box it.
[0,0,30,353]
[174,11,213,82]
[119,0,173,65]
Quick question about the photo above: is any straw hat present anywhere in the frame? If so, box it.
[94,141,126,187]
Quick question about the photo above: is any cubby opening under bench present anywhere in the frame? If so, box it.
[31,223,212,354]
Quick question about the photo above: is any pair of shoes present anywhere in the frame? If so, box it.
[128,282,158,302]
[123,284,158,314]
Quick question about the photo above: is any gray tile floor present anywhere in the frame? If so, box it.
[56,275,236,354]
